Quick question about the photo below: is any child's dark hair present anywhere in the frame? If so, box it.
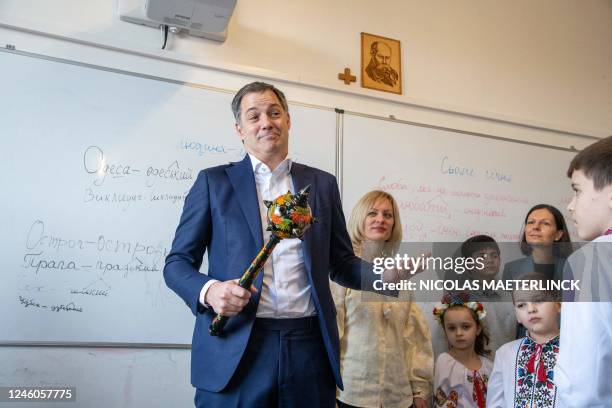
[461,234,500,258]
[511,272,562,303]
[567,136,612,190]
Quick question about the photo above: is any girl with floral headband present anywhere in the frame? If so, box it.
[433,293,493,408]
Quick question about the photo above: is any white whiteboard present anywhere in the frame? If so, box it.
[0,50,337,344]
[341,114,577,244]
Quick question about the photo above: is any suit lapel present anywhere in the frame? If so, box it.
[291,163,316,279]
[226,155,264,249]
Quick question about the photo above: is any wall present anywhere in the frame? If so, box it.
[0,0,610,141]
[1,1,609,406]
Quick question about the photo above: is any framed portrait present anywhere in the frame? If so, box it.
[361,32,402,94]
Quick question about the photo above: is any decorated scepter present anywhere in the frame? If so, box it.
[209,185,316,336]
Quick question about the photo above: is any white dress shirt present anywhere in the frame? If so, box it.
[199,154,315,318]
[554,234,612,407]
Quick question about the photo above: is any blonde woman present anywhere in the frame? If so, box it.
[332,190,434,408]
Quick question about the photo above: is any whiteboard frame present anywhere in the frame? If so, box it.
[0,47,337,116]
[341,110,579,153]
[0,341,190,349]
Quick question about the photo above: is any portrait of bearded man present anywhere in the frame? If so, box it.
[365,41,399,87]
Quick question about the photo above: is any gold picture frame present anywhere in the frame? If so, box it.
[361,32,402,94]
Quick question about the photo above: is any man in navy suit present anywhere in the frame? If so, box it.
[164,82,378,407]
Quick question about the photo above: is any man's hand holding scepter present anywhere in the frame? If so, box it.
[209,185,315,336]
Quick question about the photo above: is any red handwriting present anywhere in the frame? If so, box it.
[398,197,451,219]
[483,193,528,204]
[500,232,521,241]
[431,225,460,237]
[464,208,507,218]
[378,176,409,191]
[466,230,499,239]
[402,222,424,233]
[449,190,481,198]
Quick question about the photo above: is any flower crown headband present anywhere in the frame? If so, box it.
[432,292,486,325]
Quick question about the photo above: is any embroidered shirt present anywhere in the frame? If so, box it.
[515,335,559,407]
[488,335,560,408]
[434,352,493,408]
[332,285,434,408]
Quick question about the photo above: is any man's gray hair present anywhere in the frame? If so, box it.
[231,82,289,124]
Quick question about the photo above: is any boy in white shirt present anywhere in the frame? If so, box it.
[554,136,612,407]
[487,273,561,407]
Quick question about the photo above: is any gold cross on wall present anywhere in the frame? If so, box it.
[338,68,356,85]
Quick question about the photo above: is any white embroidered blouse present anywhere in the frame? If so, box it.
[434,352,493,408]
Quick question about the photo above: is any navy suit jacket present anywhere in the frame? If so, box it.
[164,155,369,392]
